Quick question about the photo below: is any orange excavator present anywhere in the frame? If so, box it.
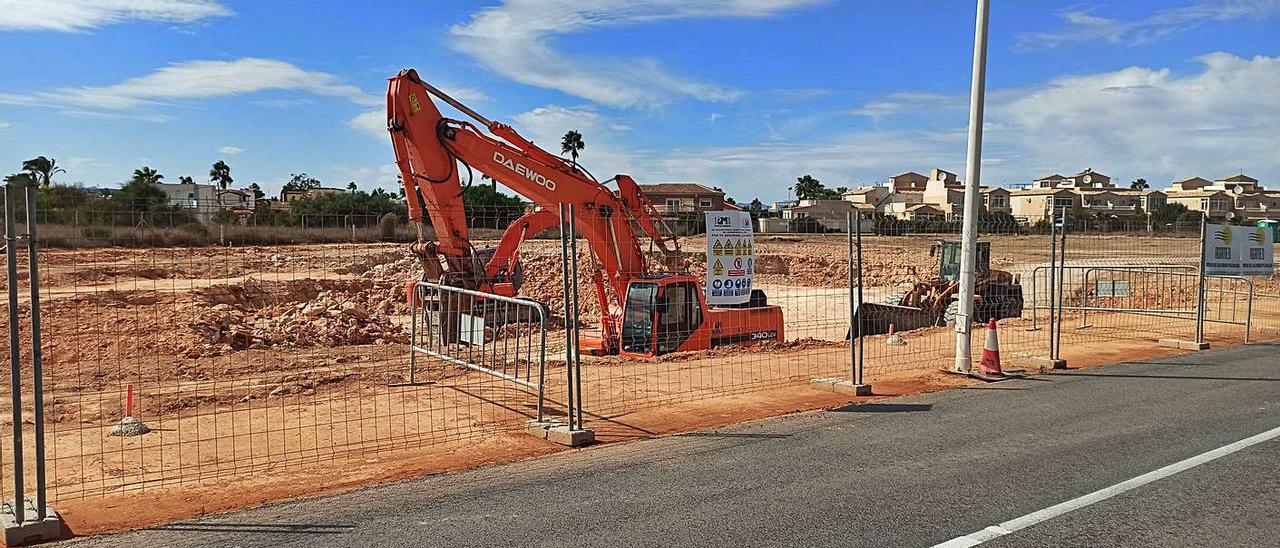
[386,68,783,357]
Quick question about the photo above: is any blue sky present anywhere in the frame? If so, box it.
[1,0,1278,202]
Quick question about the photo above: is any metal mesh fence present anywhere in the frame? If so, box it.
[0,195,1277,512]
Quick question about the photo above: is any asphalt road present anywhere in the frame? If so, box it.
[63,342,1280,547]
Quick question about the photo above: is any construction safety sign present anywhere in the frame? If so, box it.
[1203,223,1275,276]
[706,211,755,305]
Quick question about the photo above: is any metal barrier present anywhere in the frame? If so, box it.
[1028,264,1253,342]
[1028,264,1195,328]
[409,281,550,421]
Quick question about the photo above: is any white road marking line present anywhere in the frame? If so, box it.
[932,425,1280,548]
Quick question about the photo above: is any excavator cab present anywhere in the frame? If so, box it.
[930,240,991,282]
[619,276,707,357]
[614,274,783,358]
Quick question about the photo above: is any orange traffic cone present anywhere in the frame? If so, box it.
[980,318,1002,376]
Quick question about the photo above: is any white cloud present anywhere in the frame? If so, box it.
[0,58,377,116]
[348,110,385,140]
[0,0,231,32]
[995,52,1280,183]
[451,0,825,108]
[708,113,724,124]
[837,52,1280,189]
[0,119,9,132]
[218,146,242,155]
[1019,0,1280,49]
[851,92,967,118]
[330,163,400,189]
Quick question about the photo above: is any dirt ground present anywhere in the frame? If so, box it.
[0,233,1275,536]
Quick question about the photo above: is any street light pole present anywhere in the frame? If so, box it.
[954,0,990,374]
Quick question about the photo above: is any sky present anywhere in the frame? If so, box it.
[0,0,1278,202]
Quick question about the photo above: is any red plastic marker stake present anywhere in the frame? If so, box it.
[125,383,134,418]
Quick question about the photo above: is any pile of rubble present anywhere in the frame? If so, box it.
[181,279,408,357]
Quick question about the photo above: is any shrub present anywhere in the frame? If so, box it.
[379,212,399,240]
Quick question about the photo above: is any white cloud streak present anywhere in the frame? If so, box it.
[450,0,825,108]
[0,58,378,118]
[0,0,231,32]
[218,146,242,155]
[1019,0,1280,49]
[515,52,1280,201]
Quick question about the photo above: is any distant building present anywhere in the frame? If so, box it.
[157,182,218,221]
[1032,168,1113,189]
[638,183,726,215]
[1166,173,1279,221]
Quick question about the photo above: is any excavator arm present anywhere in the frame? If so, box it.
[386,68,663,308]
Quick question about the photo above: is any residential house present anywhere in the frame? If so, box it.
[1235,191,1280,221]
[1215,173,1260,193]
[1170,177,1212,192]
[1033,169,1114,189]
[982,187,1012,214]
[217,188,255,211]
[1166,173,1279,221]
[1166,190,1233,221]
[1075,189,1154,218]
[841,186,890,206]
[1010,188,1082,222]
[639,183,726,215]
[887,171,929,191]
[900,203,945,221]
[780,199,870,231]
[878,190,925,218]
[157,182,218,221]
[158,182,217,210]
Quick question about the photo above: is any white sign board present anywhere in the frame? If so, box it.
[1203,223,1275,276]
[705,211,755,305]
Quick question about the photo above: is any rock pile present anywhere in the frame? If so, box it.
[182,279,408,357]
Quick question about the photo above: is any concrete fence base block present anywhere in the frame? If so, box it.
[809,377,872,396]
[1,501,67,547]
[1028,356,1068,369]
[1159,338,1210,351]
[527,420,594,447]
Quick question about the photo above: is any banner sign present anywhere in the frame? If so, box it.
[705,210,755,305]
[1203,223,1275,276]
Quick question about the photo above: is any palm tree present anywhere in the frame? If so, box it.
[132,166,164,185]
[793,175,826,200]
[209,160,233,190]
[347,181,358,193]
[560,130,585,171]
[1130,178,1149,190]
[178,175,194,185]
[22,156,65,188]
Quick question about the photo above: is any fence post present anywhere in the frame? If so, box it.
[557,203,577,431]
[23,186,48,521]
[1195,213,1207,345]
[3,185,24,525]
[1046,211,1058,360]
[1054,212,1068,361]
[568,204,583,430]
